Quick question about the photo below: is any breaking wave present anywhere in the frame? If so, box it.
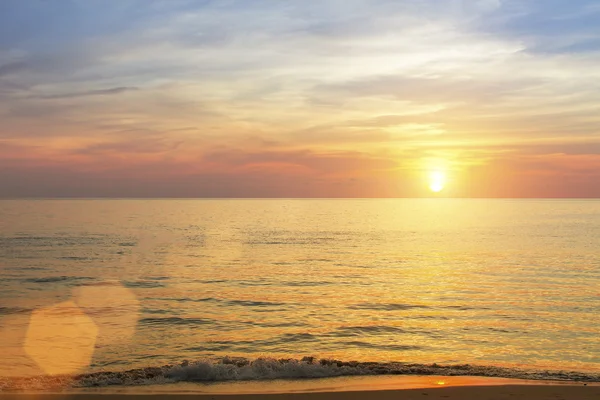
[1,357,599,391]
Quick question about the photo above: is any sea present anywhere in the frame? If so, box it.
[0,199,599,390]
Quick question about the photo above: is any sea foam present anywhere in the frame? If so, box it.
[1,357,599,391]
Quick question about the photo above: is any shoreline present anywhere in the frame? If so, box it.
[3,357,598,389]
[2,375,599,397]
[1,386,600,400]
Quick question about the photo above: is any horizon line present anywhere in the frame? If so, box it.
[1,197,599,200]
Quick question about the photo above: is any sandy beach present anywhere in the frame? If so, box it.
[1,385,599,400]
[2,376,599,400]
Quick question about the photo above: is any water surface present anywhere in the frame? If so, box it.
[1,199,599,382]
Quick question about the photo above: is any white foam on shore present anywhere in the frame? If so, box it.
[1,357,599,392]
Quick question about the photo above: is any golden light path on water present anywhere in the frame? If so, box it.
[0,199,599,380]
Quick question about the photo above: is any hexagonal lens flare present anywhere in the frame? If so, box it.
[25,301,98,376]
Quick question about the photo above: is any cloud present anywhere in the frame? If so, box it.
[480,0,600,55]
[0,146,404,198]
[314,74,538,105]
[39,86,139,100]
[1,0,599,197]
[0,61,27,77]
[202,148,398,176]
[73,136,184,156]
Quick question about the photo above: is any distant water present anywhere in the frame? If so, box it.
[1,199,599,388]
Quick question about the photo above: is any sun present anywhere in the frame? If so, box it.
[429,171,446,193]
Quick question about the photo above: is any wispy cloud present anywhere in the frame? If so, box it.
[39,86,139,100]
[0,61,27,76]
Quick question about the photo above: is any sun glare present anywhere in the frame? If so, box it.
[429,171,446,193]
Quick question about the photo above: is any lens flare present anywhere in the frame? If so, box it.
[24,301,98,376]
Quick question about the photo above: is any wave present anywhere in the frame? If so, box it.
[0,306,32,315]
[0,235,108,247]
[123,280,167,288]
[139,317,213,326]
[347,303,492,312]
[348,303,430,311]
[228,300,287,307]
[1,357,598,391]
[24,276,95,284]
[144,296,288,308]
[333,326,408,335]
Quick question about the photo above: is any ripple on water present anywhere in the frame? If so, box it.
[123,280,167,289]
[24,276,96,284]
[347,303,430,311]
[139,317,214,326]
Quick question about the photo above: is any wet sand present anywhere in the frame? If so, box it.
[1,385,599,400]
[1,376,598,400]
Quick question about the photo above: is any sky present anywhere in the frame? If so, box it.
[1,0,599,198]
